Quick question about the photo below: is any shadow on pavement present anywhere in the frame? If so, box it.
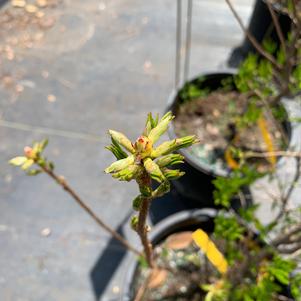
[90,212,132,301]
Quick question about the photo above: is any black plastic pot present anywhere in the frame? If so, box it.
[166,71,291,208]
[228,0,292,68]
[122,208,217,301]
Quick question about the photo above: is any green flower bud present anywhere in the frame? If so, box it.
[162,168,185,180]
[134,136,152,158]
[151,135,199,158]
[105,155,135,173]
[111,164,140,181]
[106,137,128,160]
[108,130,135,153]
[143,113,159,136]
[148,111,174,144]
[132,195,144,211]
[131,215,139,231]
[143,158,165,183]
[24,146,37,159]
[155,154,184,168]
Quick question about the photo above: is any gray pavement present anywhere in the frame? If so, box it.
[0,0,255,300]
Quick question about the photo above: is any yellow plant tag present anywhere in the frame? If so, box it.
[257,116,276,167]
[192,229,228,274]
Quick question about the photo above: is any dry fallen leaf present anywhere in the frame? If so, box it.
[11,0,26,8]
[38,16,55,29]
[36,11,45,18]
[37,0,47,7]
[148,268,167,289]
[47,94,56,102]
[165,231,193,250]
[25,4,38,13]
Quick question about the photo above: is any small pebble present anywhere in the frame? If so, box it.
[11,0,26,8]
[15,84,24,93]
[41,228,51,237]
[42,70,49,78]
[112,286,120,294]
[143,60,152,70]
[47,94,56,102]
[98,2,106,10]
[25,4,38,13]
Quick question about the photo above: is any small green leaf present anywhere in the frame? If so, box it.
[9,156,27,166]
[132,195,143,211]
[26,169,42,176]
[21,159,34,170]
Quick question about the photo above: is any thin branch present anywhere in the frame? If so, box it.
[272,223,301,247]
[266,0,287,58]
[225,0,281,70]
[278,242,301,254]
[41,165,142,257]
[244,150,301,159]
[274,158,301,221]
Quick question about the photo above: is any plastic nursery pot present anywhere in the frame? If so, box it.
[122,208,217,301]
[228,0,292,68]
[166,71,291,208]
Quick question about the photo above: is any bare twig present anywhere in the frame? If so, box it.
[274,158,301,221]
[225,0,281,70]
[272,223,301,247]
[41,165,142,256]
[244,150,301,159]
[266,0,287,58]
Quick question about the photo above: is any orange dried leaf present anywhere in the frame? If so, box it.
[224,147,239,170]
[165,231,193,250]
[148,268,167,289]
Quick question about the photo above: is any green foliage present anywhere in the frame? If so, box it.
[267,256,296,285]
[236,101,262,129]
[213,166,264,208]
[291,273,301,300]
[179,80,210,103]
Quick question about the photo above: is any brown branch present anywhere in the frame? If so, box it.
[266,0,287,58]
[40,165,141,256]
[225,0,281,70]
[244,150,301,159]
[274,158,301,221]
[137,196,154,268]
[278,242,301,254]
[272,223,301,247]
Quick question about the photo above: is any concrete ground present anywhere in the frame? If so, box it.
[0,0,273,300]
